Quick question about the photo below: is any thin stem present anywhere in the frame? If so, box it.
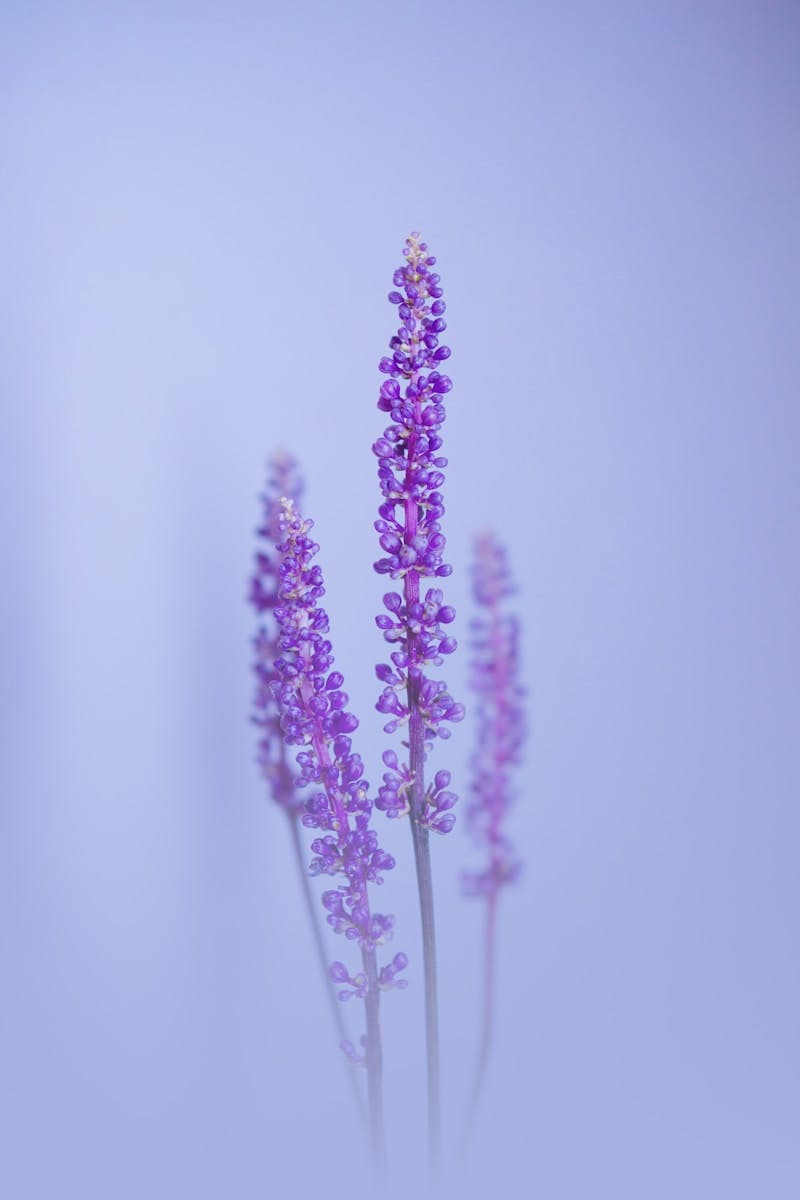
[409,804,441,1179]
[362,946,387,1184]
[408,670,441,1181]
[462,889,499,1149]
[402,415,442,1177]
[285,811,365,1125]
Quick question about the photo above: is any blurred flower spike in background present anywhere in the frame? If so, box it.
[464,532,526,899]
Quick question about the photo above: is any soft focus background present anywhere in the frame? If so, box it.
[2,2,799,1197]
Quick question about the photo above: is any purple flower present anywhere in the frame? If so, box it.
[273,496,403,1163]
[371,232,462,1175]
[273,497,403,964]
[462,533,525,898]
[249,451,304,813]
[250,455,375,1134]
[372,232,464,833]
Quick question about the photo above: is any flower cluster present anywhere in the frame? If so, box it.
[377,750,458,834]
[249,451,304,813]
[330,952,409,1002]
[272,498,404,969]
[372,233,463,826]
[247,236,528,1171]
[374,588,461,742]
[463,534,525,897]
[373,232,453,589]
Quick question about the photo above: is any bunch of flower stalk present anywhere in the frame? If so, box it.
[462,533,525,1138]
[250,235,525,1183]
[372,232,464,1174]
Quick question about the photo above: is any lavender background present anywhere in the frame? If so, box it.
[2,2,799,1197]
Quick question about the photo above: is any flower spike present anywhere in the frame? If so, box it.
[273,496,404,1167]
[372,233,462,1177]
[461,532,526,1148]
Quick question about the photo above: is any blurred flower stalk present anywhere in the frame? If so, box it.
[462,533,525,1142]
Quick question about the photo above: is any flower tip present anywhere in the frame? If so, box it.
[269,447,293,470]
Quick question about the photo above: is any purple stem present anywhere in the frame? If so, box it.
[463,889,498,1146]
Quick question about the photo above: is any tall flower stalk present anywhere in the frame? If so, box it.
[272,497,406,1172]
[250,453,362,1118]
[462,533,525,1141]
[372,233,464,1174]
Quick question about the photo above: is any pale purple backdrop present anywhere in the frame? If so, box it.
[2,2,799,1197]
